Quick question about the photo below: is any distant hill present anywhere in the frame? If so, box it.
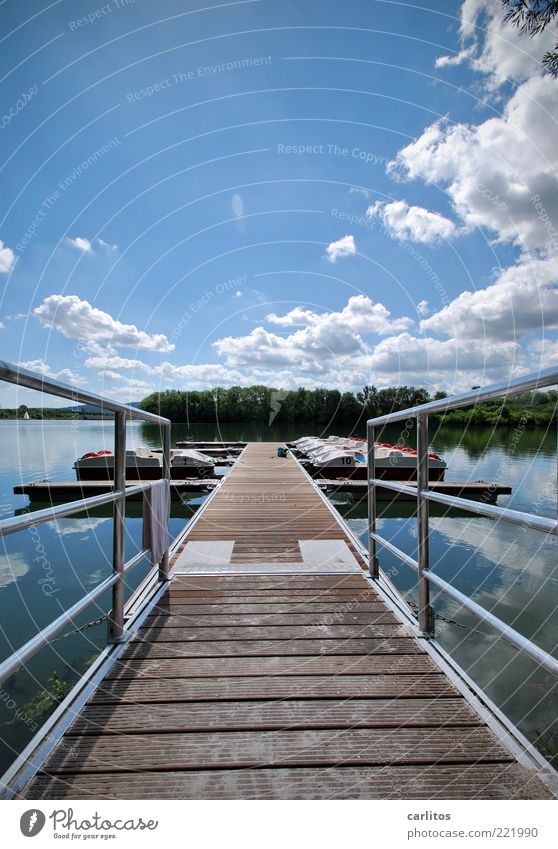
[67,402,143,414]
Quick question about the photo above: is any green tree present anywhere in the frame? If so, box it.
[502,1,558,76]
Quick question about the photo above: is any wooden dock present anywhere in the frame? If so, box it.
[24,444,552,799]
[14,479,218,503]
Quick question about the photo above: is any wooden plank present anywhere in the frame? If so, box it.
[68,698,482,735]
[150,602,387,615]
[104,654,439,680]
[143,611,399,627]
[170,575,368,588]
[26,763,552,800]
[124,637,425,659]
[89,673,457,704]
[43,727,512,773]
[164,591,378,603]
[136,624,410,641]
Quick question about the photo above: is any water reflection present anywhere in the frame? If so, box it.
[0,419,557,774]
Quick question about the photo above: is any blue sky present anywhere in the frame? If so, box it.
[1,0,557,406]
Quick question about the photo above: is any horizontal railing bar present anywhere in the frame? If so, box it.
[422,489,558,535]
[367,366,558,426]
[0,360,169,424]
[0,573,119,687]
[425,570,558,677]
[124,548,151,574]
[368,478,419,498]
[0,481,154,538]
[370,531,419,573]
[0,491,125,537]
[368,478,557,535]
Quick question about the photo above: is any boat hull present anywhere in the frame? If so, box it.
[304,463,446,481]
[75,466,214,481]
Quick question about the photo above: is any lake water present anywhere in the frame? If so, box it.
[0,419,557,774]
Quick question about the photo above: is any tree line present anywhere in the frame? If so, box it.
[139,385,558,426]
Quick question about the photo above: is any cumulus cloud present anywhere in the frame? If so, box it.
[18,358,86,385]
[417,299,430,316]
[435,0,557,87]
[325,235,356,262]
[0,240,15,273]
[367,332,520,373]
[421,254,558,340]
[528,337,558,369]
[67,236,93,253]
[34,295,174,352]
[367,200,457,244]
[216,295,414,373]
[266,295,413,335]
[388,75,558,252]
[266,307,322,327]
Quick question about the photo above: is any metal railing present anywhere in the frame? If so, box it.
[367,365,558,677]
[0,360,171,687]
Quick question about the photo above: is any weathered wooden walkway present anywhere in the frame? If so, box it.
[25,444,552,799]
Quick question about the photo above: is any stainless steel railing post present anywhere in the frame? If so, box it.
[417,413,434,636]
[367,422,379,579]
[108,411,127,643]
[159,421,172,581]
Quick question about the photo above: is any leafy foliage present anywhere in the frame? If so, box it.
[17,672,70,723]
[140,385,558,426]
[502,0,558,75]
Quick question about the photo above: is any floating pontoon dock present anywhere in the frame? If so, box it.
[14,475,511,504]
[20,443,554,799]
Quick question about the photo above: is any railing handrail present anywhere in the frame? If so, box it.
[366,365,558,426]
[0,362,172,692]
[0,359,169,425]
[366,365,558,680]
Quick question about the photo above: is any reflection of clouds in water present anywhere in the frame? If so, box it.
[0,552,29,588]
[429,517,558,589]
[85,568,105,586]
[47,517,110,537]
[438,615,558,738]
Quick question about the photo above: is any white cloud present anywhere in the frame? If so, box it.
[436,0,557,87]
[0,320,4,330]
[110,378,153,399]
[417,299,430,317]
[34,295,174,352]
[266,306,321,327]
[97,238,118,252]
[388,75,558,252]
[0,239,15,273]
[367,200,457,244]
[67,236,93,253]
[266,295,413,335]
[367,332,519,373]
[97,370,123,381]
[325,235,356,262]
[528,337,558,369]
[18,358,87,385]
[85,355,147,371]
[420,253,558,340]
[216,295,414,373]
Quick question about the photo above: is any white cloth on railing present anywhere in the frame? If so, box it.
[142,479,171,565]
